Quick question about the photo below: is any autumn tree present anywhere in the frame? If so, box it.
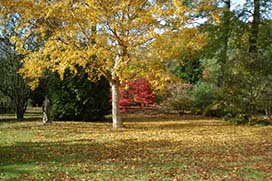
[0,0,207,128]
[0,14,32,120]
[119,79,156,112]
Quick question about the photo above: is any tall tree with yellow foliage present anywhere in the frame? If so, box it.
[0,0,207,128]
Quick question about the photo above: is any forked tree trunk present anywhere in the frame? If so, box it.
[15,98,27,120]
[111,79,123,128]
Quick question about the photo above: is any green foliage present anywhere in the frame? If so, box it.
[189,81,218,114]
[48,68,111,121]
[171,57,203,84]
[194,1,272,124]
[227,113,250,125]
[259,89,272,120]
[221,47,272,121]
[202,101,226,117]
[0,92,13,114]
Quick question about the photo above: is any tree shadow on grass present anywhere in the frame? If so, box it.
[0,117,43,123]
[1,136,271,180]
[0,139,172,179]
[0,107,43,123]
[0,138,184,168]
[0,110,42,123]
[0,139,104,176]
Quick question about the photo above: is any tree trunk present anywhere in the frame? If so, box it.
[111,79,123,128]
[15,108,24,120]
[217,0,230,87]
[249,0,260,53]
[15,99,27,120]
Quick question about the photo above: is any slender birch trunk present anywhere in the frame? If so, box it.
[111,79,123,128]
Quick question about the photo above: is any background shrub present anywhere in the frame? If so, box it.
[48,69,111,121]
[119,79,156,112]
[0,92,13,114]
[189,81,217,114]
[161,83,192,114]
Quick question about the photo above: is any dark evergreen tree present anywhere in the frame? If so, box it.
[48,68,111,121]
[171,57,203,84]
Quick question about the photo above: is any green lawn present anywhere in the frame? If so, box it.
[0,109,271,180]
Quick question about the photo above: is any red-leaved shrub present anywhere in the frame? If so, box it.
[120,79,156,112]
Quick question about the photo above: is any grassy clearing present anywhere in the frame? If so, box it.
[0,109,272,180]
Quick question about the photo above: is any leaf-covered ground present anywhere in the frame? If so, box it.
[0,110,271,180]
